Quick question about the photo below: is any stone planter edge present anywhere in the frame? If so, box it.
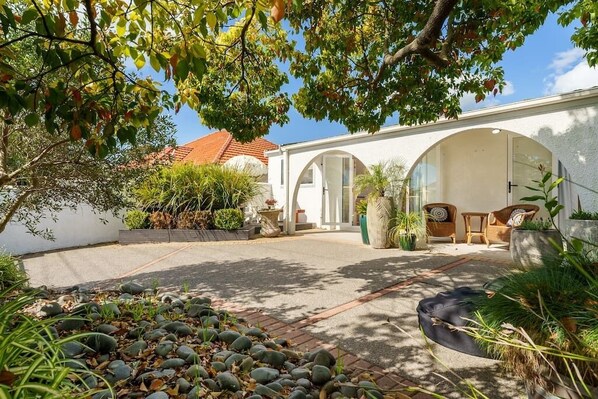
[119,228,254,244]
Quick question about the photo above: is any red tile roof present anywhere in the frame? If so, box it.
[174,130,277,165]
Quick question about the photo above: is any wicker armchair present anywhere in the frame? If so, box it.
[423,203,457,244]
[484,204,540,248]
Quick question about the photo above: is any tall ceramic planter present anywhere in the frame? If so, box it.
[359,215,370,245]
[510,229,563,269]
[565,219,598,255]
[367,197,392,249]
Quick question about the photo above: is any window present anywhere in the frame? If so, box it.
[280,159,284,185]
[300,165,314,185]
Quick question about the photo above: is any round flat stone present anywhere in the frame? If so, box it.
[40,302,62,317]
[216,372,241,392]
[250,367,280,384]
[86,333,117,354]
[155,341,174,357]
[219,330,241,344]
[160,358,186,369]
[123,340,147,357]
[311,365,331,385]
[163,321,193,336]
[230,336,252,351]
[186,365,209,379]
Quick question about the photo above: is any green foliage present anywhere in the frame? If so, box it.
[0,285,101,398]
[354,160,407,200]
[124,210,149,230]
[0,110,176,238]
[570,209,598,220]
[356,199,368,216]
[0,252,26,290]
[388,211,426,245]
[516,218,553,231]
[0,0,597,143]
[134,163,258,215]
[474,264,598,387]
[213,208,244,231]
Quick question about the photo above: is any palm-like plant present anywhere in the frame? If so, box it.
[354,160,407,200]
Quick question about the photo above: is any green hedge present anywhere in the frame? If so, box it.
[214,208,244,230]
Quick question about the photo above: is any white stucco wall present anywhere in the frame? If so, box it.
[268,88,598,235]
[0,205,125,255]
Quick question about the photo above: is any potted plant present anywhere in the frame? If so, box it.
[389,210,426,251]
[510,218,563,269]
[566,208,598,257]
[356,199,369,245]
[354,160,406,249]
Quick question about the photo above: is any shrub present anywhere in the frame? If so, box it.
[149,211,173,229]
[124,210,149,229]
[0,285,100,397]
[516,218,552,231]
[0,252,26,290]
[570,209,598,220]
[134,163,258,213]
[176,210,213,230]
[214,208,244,230]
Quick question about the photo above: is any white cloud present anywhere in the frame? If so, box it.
[545,59,598,95]
[459,80,515,112]
[548,47,585,74]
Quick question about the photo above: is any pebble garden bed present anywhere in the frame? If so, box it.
[26,283,392,399]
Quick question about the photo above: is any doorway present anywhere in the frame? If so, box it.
[322,155,353,229]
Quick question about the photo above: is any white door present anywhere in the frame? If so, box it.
[508,135,555,220]
[322,155,353,229]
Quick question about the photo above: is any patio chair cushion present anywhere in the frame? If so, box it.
[506,208,529,227]
[428,206,449,222]
[417,287,491,358]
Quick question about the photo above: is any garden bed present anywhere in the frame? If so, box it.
[119,228,257,244]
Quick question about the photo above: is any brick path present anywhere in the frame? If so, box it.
[211,255,500,399]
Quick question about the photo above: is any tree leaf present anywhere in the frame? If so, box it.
[520,195,544,202]
[135,55,146,69]
[149,53,160,72]
[24,113,40,127]
[206,12,217,30]
[20,8,38,25]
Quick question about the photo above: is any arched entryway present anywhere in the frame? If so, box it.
[407,128,574,241]
[291,150,367,231]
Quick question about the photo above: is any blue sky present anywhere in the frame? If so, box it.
[169,12,598,146]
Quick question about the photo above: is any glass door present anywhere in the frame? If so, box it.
[322,155,353,229]
[508,135,554,220]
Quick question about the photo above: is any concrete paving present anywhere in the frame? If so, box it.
[22,231,525,398]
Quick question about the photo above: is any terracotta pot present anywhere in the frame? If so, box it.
[366,197,392,249]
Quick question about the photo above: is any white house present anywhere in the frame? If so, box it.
[266,88,598,240]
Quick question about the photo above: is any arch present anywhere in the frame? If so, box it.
[286,149,368,234]
[405,127,574,241]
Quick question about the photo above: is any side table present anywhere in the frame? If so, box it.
[461,212,488,245]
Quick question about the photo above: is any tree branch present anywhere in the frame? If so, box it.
[371,0,458,87]
[0,139,70,186]
[0,181,37,235]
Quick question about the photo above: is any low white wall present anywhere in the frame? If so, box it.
[0,205,125,255]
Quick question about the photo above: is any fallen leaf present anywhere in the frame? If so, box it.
[561,317,577,333]
[166,385,180,396]
[149,379,164,391]
[140,381,149,392]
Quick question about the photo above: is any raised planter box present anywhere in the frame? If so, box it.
[119,228,254,244]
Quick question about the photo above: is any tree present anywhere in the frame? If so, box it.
[0,0,596,141]
[0,113,176,237]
